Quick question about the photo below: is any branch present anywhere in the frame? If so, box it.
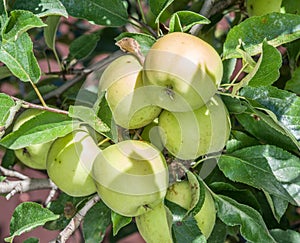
[10,96,69,115]
[50,194,100,243]
[37,51,123,103]
[190,0,240,36]
[0,177,57,200]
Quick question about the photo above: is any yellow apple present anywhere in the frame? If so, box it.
[13,109,52,170]
[166,180,216,239]
[158,95,231,160]
[99,55,161,129]
[143,32,223,112]
[92,140,169,217]
[47,130,100,197]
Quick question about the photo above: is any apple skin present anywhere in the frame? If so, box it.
[99,55,161,129]
[246,0,282,16]
[158,95,231,160]
[47,130,101,197]
[143,32,223,112]
[166,180,216,239]
[92,140,169,217]
[13,109,52,170]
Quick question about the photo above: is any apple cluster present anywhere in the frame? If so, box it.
[12,32,231,241]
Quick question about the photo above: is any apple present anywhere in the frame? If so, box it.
[92,139,169,217]
[158,95,231,160]
[13,109,52,170]
[140,120,165,151]
[135,201,173,243]
[246,0,282,16]
[47,130,101,197]
[99,54,161,129]
[166,180,216,239]
[143,32,223,112]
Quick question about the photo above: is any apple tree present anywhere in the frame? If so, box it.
[0,0,300,242]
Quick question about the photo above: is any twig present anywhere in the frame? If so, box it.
[37,51,123,103]
[0,177,57,200]
[0,166,29,180]
[50,194,100,243]
[10,96,69,115]
[190,0,240,36]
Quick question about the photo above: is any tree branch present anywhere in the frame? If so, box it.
[10,96,69,115]
[190,0,240,36]
[50,194,100,243]
[37,51,123,103]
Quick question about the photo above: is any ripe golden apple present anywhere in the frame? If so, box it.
[166,180,216,239]
[143,32,223,112]
[99,55,161,129]
[92,140,169,217]
[13,109,52,170]
[47,130,100,197]
[158,95,231,160]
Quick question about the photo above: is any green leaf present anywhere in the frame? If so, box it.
[60,0,128,26]
[23,238,39,243]
[241,86,300,141]
[9,0,68,18]
[247,41,282,87]
[149,0,175,23]
[220,95,247,114]
[210,182,261,212]
[0,93,22,138]
[0,66,12,79]
[83,201,111,243]
[0,32,41,83]
[68,33,100,61]
[115,32,156,56]
[169,12,182,32]
[235,101,300,151]
[223,13,300,59]
[96,95,118,143]
[214,195,276,243]
[111,211,132,236]
[286,39,300,70]
[221,58,237,84]
[207,219,227,243]
[1,149,16,168]
[218,145,300,205]
[165,200,205,242]
[226,130,260,153]
[270,229,300,242]
[44,15,61,50]
[282,0,300,15]
[44,193,86,230]
[169,11,210,32]
[2,10,46,41]
[4,202,59,242]
[264,192,289,222]
[0,111,78,149]
[285,65,300,94]
[68,105,110,134]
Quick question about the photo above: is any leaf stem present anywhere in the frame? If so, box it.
[137,0,147,24]
[29,81,47,107]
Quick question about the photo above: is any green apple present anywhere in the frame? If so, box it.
[13,109,52,170]
[141,120,165,151]
[99,54,161,129]
[136,201,173,243]
[158,95,231,160]
[246,0,282,16]
[166,180,216,239]
[92,140,169,217]
[47,130,100,197]
[143,32,223,112]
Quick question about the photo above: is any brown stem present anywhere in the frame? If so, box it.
[50,194,100,243]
